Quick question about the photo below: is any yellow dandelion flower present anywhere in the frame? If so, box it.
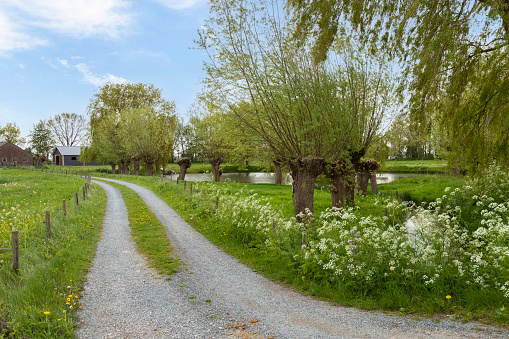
[44,311,50,315]
[446,295,452,299]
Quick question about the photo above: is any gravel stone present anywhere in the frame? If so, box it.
[76,178,509,338]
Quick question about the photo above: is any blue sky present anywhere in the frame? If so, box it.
[0,0,210,141]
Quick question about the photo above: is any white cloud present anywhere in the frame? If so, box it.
[2,0,134,40]
[57,58,70,68]
[0,11,46,54]
[152,0,203,10]
[74,63,128,87]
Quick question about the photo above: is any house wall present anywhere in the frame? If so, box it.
[0,142,33,166]
[53,152,99,166]
[63,155,87,166]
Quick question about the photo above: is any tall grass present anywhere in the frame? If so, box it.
[0,169,87,249]
[0,169,106,338]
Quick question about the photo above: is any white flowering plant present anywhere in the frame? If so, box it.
[188,163,509,310]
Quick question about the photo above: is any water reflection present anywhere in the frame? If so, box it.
[375,173,433,184]
[170,172,432,185]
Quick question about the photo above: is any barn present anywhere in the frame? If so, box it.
[0,141,33,166]
[53,146,98,166]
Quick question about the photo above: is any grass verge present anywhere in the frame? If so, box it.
[103,181,180,278]
[0,170,106,338]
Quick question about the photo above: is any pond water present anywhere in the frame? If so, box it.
[169,172,433,185]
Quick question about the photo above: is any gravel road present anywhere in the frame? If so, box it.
[76,179,509,338]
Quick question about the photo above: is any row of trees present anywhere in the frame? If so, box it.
[81,83,178,176]
[192,0,395,219]
[180,0,509,220]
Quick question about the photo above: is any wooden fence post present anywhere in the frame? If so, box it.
[190,183,193,195]
[75,192,79,206]
[215,196,219,209]
[83,186,86,200]
[184,180,187,189]
[161,175,163,183]
[12,230,19,272]
[45,211,51,237]
[63,199,67,215]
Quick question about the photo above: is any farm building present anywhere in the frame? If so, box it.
[0,141,33,166]
[53,146,99,166]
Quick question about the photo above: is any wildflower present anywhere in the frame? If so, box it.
[44,311,50,315]
[446,295,452,300]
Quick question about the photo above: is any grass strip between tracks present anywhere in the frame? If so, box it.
[104,181,180,278]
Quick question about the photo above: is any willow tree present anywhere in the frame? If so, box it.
[84,83,177,171]
[176,157,192,180]
[119,106,177,176]
[198,0,392,215]
[188,110,234,182]
[289,0,509,171]
[91,115,131,174]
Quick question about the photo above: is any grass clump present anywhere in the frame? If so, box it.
[0,168,106,338]
[105,181,180,277]
[377,175,464,204]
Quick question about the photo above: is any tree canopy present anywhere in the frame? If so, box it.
[83,82,178,175]
[0,122,25,146]
[88,83,175,131]
[29,120,54,158]
[288,0,509,170]
[47,113,87,146]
